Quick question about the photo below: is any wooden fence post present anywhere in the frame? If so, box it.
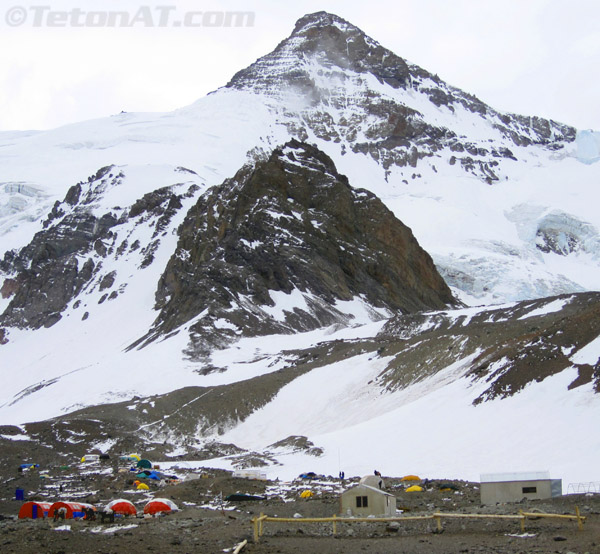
[575,506,583,531]
[435,514,442,532]
[519,509,525,532]
[332,513,337,535]
[259,512,265,537]
[252,517,259,543]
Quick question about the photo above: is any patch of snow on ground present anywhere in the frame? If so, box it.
[0,433,31,441]
[262,288,309,321]
[89,524,139,534]
[570,334,600,365]
[518,297,572,320]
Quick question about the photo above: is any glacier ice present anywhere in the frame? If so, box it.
[576,129,600,164]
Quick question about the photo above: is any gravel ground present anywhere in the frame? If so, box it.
[0,461,598,554]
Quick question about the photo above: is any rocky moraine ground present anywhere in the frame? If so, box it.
[0,441,598,554]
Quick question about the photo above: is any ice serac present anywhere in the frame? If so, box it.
[576,129,600,164]
[144,140,455,355]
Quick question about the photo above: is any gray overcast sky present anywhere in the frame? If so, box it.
[1,0,599,131]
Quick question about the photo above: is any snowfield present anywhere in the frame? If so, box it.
[163,344,600,488]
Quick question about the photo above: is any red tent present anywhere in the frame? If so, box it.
[48,501,96,519]
[106,498,137,516]
[18,501,52,519]
[143,498,179,515]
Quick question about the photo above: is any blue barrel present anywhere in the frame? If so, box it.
[15,488,24,501]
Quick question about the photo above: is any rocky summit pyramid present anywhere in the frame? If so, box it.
[0,12,599,486]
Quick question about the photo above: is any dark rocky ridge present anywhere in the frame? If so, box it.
[140,140,455,354]
[378,291,600,402]
[227,11,576,182]
[0,166,199,331]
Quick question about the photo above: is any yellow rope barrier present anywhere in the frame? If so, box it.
[250,507,586,542]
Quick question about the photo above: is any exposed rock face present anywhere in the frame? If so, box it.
[227,11,575,182]
[144,140,455,354]
[228,11,411,95]
[378,292,600,402]
[0,166,200,330]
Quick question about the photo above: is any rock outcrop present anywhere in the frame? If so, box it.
[0,166,200,330]
[142,140,455,354]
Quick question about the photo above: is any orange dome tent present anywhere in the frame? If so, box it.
[143,498,179,515]
[106,498,137,516]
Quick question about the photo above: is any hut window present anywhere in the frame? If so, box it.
[522,486,537,494]
[356,496,368,508]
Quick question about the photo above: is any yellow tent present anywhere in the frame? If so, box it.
[401,475,421,481]
[137,482,150,490]
[300,490,313,498]
[405,485,423,492]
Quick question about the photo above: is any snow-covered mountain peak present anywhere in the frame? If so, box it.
[227,10,408,95]
[226,11,573,155]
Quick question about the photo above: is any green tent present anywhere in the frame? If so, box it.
[136,459,152,469]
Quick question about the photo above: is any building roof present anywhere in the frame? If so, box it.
[480,471,551,483]
[342,483,395,497]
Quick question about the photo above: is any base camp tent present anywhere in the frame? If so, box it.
[136,470,162,480]
[106,499,137,516]
[120,454,141,463]
[18,501,52,519]
[143,498,179,515]
[81,454,100,463]
[49,501,96,519]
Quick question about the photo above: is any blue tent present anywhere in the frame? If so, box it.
[136,470,161,480]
